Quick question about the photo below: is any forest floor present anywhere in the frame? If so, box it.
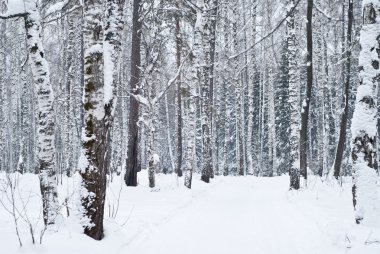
[0,171,379,254]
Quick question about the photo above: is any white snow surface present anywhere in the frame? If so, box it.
[1,172,380,254]
[103,41,114,105]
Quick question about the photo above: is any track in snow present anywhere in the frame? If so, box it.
[126,176,354,254]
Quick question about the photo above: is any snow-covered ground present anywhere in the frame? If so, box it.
[0,171,379,254]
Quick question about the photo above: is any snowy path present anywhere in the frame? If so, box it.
[126,177,354,254]
[2,173,379,254]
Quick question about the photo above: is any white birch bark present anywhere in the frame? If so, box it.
[287,0,300,189]
[25,3,60,225]
[184,1,203,187]
[351,0,380,226]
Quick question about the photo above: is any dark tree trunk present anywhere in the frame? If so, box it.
[200,0,214,183]
[175,0,183,177]
[333,0,353,179]
[300,0,313,180]
[125,0,142,186]
[80,0,123,240]
[80,0,107,240]
[209,0,218,178]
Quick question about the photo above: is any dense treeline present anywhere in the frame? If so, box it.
[0,0,379,240]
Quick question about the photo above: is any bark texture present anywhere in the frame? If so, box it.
[125,0,142,186]
[351,1,380,225]
[287,0,300,190]
[25,4,60,226]
[300,0,313,180]
[333,0,353,179]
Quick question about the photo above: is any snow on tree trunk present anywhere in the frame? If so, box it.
[79,0,123,240]
[79,0,106,240]
[300,0,313,181]
[175,0,183,177]
[287,0,300,190]
[246,0,256,175]
[125,0,142,186]
[147,105,157,188]
[222,3,231,176]
[230,5,244,176]
[268,64,275,176]
[351,0,380,226]
[0,1,4,174]
[24,3,60,225]
[200,0,213,183]
[165,93,175,172]
[63,0,81,177]
[184,90,195,188]
[315,14,325,177]
[185,4,202,188]
[209,0,218,178]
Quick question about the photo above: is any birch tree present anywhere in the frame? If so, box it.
[79,0,124,240]
[1,1,63,225]
[351,0,380,225]
[200,0,213,183]
[287,0,300,190]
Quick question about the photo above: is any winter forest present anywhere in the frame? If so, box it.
[0,0,380,253]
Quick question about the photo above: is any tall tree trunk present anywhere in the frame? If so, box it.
[175,0,183,177]
[333,0,353,179]
[351,1,380,225]
[80,0,106,240]
[147,104,157,188]
[165,93,175,172]
[125,0,142,186]
[287,0,300,190]
[80,0,123,240]
[24,4,60,225]
[209,0,218,178]
[200,0,213,183]
[64,0,80,177]
[246,0,256,175]
[300,0,313,180]
[0,1,4,174]
[185,0,203,187]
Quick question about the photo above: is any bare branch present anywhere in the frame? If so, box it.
[229,0,302,60]
[0,12,27,19]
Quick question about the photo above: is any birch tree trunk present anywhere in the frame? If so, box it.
[209,0,218,178]
[80,0,106,240]
[287,0,300,190]
[24,4,60,225]
[175,0,183,177]
[200,0,213,183]
[246,1,256,175]
[351,1,380,225]
[315,14,324,177]
[185,1,203,188]
[80,0,123,240]
[0,3,6,173]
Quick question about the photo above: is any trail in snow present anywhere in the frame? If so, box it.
[127,177,354,254]
[1,173,379,254]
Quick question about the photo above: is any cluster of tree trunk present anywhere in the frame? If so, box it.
[0,0,379,240]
